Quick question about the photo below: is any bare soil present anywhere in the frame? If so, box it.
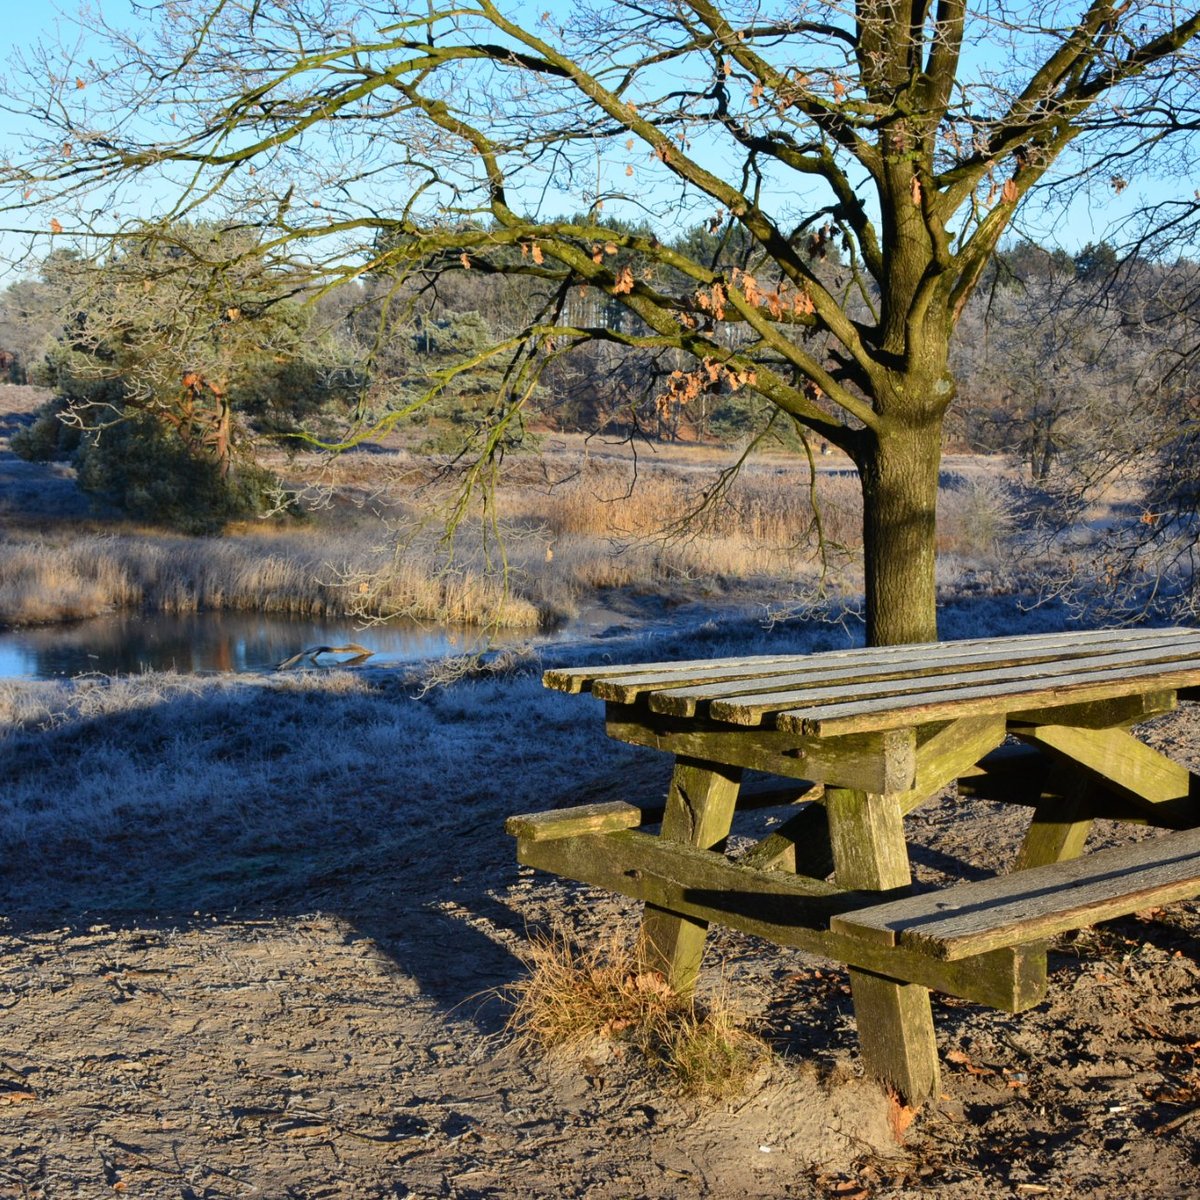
[2,380,1199,1197]
[3,706,1200,1200]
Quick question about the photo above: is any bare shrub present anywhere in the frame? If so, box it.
[936,474,1016,558]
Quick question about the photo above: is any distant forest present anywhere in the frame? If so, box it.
[2,227,1196,493]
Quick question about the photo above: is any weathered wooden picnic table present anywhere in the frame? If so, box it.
[506,626,1200,1106]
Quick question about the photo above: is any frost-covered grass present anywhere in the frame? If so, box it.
[0,595,1079,918]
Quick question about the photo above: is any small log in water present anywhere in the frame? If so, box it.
[276,644,374,670]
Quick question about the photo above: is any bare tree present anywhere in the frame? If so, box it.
[5,0,1200,642]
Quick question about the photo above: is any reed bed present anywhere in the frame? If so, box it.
[2,445,1019,630]
[0,528,540,629]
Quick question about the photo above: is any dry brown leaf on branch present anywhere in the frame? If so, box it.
[625,164,634,177]
[613,265,634,294]
[737,270,763,305]
[1002,177,1019,203]
[794,288,815,315]
[604,242,618,255]
[460,251,471,269]
[910,175,922,206]
[531,242,544,264]
[49,217,63,233]
[710,282,727,319]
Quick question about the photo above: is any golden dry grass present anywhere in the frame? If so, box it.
[0,527,540,628]
[1,440,1019,629]
[506,926,766,1100]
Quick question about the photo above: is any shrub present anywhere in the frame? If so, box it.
[9,396,82,462]
[76,413,282,534]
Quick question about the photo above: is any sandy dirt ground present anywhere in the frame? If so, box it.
[3,709,1200,1200]
[3,381,1200,1198]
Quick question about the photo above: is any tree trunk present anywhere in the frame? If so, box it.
[858,415,943,646]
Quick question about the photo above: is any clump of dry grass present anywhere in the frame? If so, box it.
[1,440,1024,633]
[506,926,766,1100]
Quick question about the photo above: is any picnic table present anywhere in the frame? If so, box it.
[507,626,1200,1105]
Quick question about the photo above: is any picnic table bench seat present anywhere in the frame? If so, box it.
[516,626,1200,1106]
[831,824,1200,960]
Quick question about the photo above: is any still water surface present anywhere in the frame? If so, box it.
[0,610,540,680]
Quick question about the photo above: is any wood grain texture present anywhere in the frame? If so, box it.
[777,665,1200,737]
[505,801,644,842]
[1012,723,1199,822]
[825,786,941,1106]
[1012,763,1095,872]
[543,627,1193,696]
[517,831,1047,1011]
[604,703,918,793]
[637,758,742,993]
[638,634,1189,716]
[831,827,1200,961]
[653,634,1200,723]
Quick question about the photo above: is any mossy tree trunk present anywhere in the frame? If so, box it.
[15,0,1200,642]
[858,414,945,646]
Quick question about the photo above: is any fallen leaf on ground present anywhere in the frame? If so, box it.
[887,1093,917,1141]
[946,1048,993,1076]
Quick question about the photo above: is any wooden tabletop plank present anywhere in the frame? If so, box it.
[543,627,1193,696]
[704,638,1200,727]
[592,630,1150,704]
[775,655,1200,737]
[646,629,1200,717]
[830,827,1200,961]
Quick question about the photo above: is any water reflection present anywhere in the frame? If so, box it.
[0,610,511,679]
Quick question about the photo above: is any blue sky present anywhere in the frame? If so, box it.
[0,0,1186,280]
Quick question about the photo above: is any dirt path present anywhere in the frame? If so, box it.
[3,697,1200,1198]
[0,384,95,525]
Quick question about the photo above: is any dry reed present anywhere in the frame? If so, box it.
[2,445,1018,630]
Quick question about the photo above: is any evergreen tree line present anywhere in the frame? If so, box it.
[2,219,1197,537]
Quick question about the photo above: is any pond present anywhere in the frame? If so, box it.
[0,610,550,680]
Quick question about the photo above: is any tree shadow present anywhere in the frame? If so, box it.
[0,672,556,1037]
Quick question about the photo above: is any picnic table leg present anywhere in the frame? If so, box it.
[825,786,941,1107]
[1014,764,1094,870]
[638,755,742,993]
